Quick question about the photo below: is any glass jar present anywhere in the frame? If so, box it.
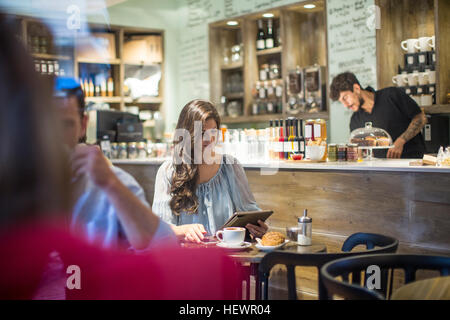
[118,143,128,159]
[227,101,242,118]
[259,64,269,81]
[297,209,312,246]
[327,144,337,162]
[137,142,147,159]
[110,143,118,159]
[269,63,280,80]
[337,144,347,162]
[127,142,137,159]
[346,144,358,162]
[231,44,242,63]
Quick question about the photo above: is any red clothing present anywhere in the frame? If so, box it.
[0,222,243,300]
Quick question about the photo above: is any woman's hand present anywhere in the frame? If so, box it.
[246,220,268,239]
[173,224,207,243]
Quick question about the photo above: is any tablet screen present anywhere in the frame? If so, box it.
[220,210,273,230]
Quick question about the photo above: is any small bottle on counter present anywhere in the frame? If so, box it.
[298,209,312,246]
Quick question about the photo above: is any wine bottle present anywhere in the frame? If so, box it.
[298,119,306,157]
[107,76,114,97]
[268,120,273,160]
[278,119,284,160]
[265,18,274,49]
[256,20,266,51]
[284,119,291,160]
[273,119,280,160]
[288,118,296,159]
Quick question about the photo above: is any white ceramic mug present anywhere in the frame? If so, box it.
[426,70,436,84]
[415,37,434,52]
[405,73,419,86]
[216,227,245,245]
[418,72,429,86]
[401,39,419,53]
[411,95,421,105]
[392,74,408,87]
[429,35,435,49]
[420,94,433,106]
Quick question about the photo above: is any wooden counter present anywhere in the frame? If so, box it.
[113,158,450,299]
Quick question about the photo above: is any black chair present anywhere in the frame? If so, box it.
[258,232,398,300]
[321,254,450,300]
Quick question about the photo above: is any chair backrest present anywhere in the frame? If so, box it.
[258,232,398,300]
[321,254,450,300]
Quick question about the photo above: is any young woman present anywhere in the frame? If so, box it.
[152,100,268,243]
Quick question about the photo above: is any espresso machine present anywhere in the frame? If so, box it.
[304,64,327,112]
[423,115,449,154]
[285,66,306,115]
[86,109,143,144]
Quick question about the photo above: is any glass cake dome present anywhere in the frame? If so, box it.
[349,122,393,147]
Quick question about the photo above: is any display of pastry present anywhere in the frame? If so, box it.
[376,137,391,146]
[261,231,285,246]
[364,136,377,146]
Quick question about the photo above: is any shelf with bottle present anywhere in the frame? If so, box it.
[256,16,281,53]
[80,74,116,99]
[33,58,69,77]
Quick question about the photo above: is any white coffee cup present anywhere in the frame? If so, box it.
[216,227,245,245]
[420,94,433,106]
[411,95,421,105]
[418,72,429,86]
[392,74,408,87]
[426,70,436,84]
[405,73,419,86]
[415,37,434,52]
[429,35,435,49]
[401,39,419,53]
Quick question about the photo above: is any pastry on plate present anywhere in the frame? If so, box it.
[261,231,285,246]
[376,137,390,146]
[364,136,377,146]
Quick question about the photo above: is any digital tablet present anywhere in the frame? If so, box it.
[220,210,274,230]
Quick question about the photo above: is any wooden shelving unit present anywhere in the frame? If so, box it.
[256,46,282,56]
[375,0,449,106]
[14,16,165,114]
[209,0,328,125]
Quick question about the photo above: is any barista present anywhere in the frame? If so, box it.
[330,72,426,159]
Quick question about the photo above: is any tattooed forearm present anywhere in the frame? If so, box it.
[400,113,427,142]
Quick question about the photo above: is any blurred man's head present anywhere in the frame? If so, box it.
[330,72,364,112]
[54,80,87,149]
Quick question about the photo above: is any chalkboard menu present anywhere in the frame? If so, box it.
[326,0,377,143]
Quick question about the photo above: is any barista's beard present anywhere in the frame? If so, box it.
[358,97,365,112]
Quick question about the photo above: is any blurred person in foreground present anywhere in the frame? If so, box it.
[0,14,242,300]
[54,78,176,250]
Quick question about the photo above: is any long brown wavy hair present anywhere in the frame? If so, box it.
[169,100,221,216]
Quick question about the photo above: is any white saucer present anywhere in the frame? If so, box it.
[216,241,251,250]
[255,239,289,252]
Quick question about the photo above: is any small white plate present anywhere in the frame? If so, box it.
[255,239,289,252]
[216,241,251,250]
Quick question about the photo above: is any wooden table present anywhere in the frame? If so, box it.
[228,241,327,300]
